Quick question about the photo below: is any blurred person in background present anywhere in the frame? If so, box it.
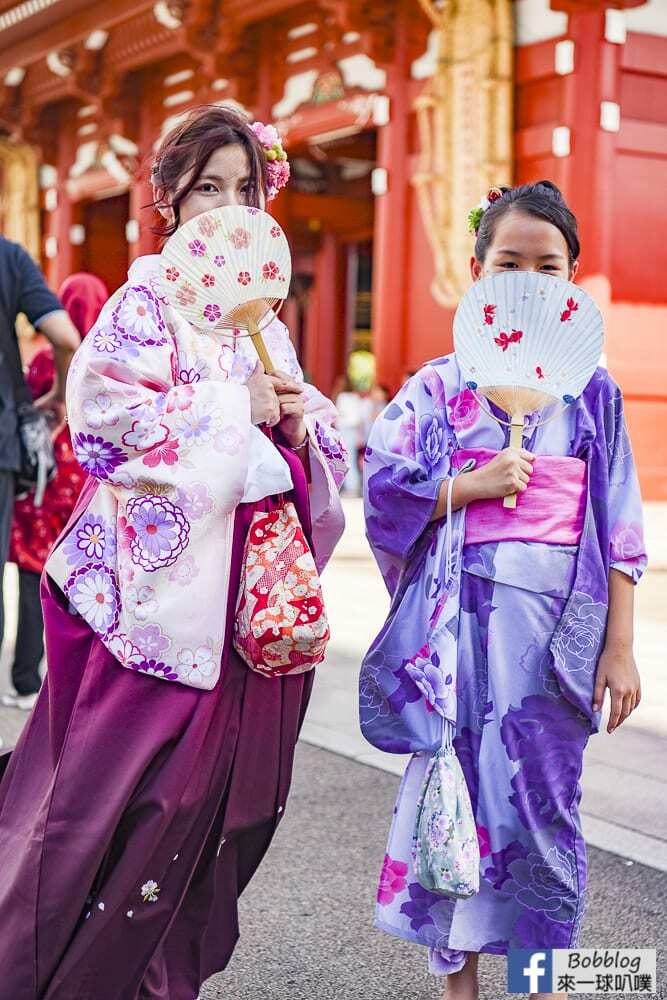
[361,382,390,449]
[334,374,365,496]
[2,273,108,711]
[0,236,80,728]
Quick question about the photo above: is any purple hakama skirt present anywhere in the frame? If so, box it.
[0,454,314,1000]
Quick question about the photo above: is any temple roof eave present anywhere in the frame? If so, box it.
[0,0,304,75]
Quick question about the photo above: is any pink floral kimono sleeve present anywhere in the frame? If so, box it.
[45,281,254,690]
[68,283,252,501]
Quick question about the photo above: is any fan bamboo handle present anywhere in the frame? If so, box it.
[503,415,524,510]
[248,319,275,376]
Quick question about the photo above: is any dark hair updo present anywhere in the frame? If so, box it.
[474,180,580,266]
[151,104,269,238]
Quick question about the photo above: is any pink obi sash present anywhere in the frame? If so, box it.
[452,448,587,546]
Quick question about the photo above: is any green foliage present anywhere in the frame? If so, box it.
[467,206,484,234]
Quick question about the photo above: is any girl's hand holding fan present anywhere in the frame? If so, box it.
[469,447,535,500]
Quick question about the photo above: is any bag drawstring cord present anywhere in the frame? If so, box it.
[442,456,476,753]
[441,713,454,752]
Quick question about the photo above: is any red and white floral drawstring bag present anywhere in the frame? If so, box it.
[233,491,330,677]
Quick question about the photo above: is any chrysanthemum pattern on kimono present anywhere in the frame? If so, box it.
[45,254,347,690]
[361,355,646,967]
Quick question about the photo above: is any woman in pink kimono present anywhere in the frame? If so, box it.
[0,105,347,1000]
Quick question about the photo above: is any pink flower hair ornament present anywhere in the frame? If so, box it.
[250,121,290,201]
[467,186,504,234]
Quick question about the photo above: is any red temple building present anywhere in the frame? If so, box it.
[0,0,666,495]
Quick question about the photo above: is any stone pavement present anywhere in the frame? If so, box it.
[303,499,667,873]
[0,503,665,998]
[1,499,666,870]
[203,743,667,1000]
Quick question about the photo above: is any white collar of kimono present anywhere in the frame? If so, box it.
[128,253,162,284]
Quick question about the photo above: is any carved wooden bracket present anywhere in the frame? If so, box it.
[63,48,105,107]
[20,104,60,166]
[181,0,227,78]
[219,23,262,109]
[317,0,400,67]
[319,0,428,69]
[0,85,22,134]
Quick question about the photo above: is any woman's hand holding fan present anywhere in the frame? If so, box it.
[246,361,280,427]
[267,370,307,447]
[453,271,603,509]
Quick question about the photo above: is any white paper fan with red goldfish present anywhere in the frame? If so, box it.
[453,270,603,506]
[159,205,291,373]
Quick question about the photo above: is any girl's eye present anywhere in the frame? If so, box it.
[197,182,218,194]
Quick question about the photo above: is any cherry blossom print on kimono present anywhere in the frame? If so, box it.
[45,254,347,691]
[361,356,646,970]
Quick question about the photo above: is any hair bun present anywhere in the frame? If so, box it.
[534,179,565,202]
[471,178,580,265]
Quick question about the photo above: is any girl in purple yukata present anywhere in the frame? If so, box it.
[0,105,347,1000]
[361,181,646,1000]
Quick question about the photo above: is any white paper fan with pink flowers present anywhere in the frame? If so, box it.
[160,205,291,373]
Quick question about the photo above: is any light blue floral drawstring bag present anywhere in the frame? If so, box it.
[412,717,480,900]
[410,468,480,900]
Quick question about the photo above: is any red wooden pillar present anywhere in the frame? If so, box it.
[279,295,299,352]
[253,22,275,123]
[550,0,665,498]
[552,0,645,282]
[553,3,612,282]
[129,169,159,262]
[371,4,411,391]
[129,86,160,262]
[44,108,82,290]
[303,232,345,394]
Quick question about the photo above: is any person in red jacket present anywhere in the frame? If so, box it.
[2,272,108,710]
